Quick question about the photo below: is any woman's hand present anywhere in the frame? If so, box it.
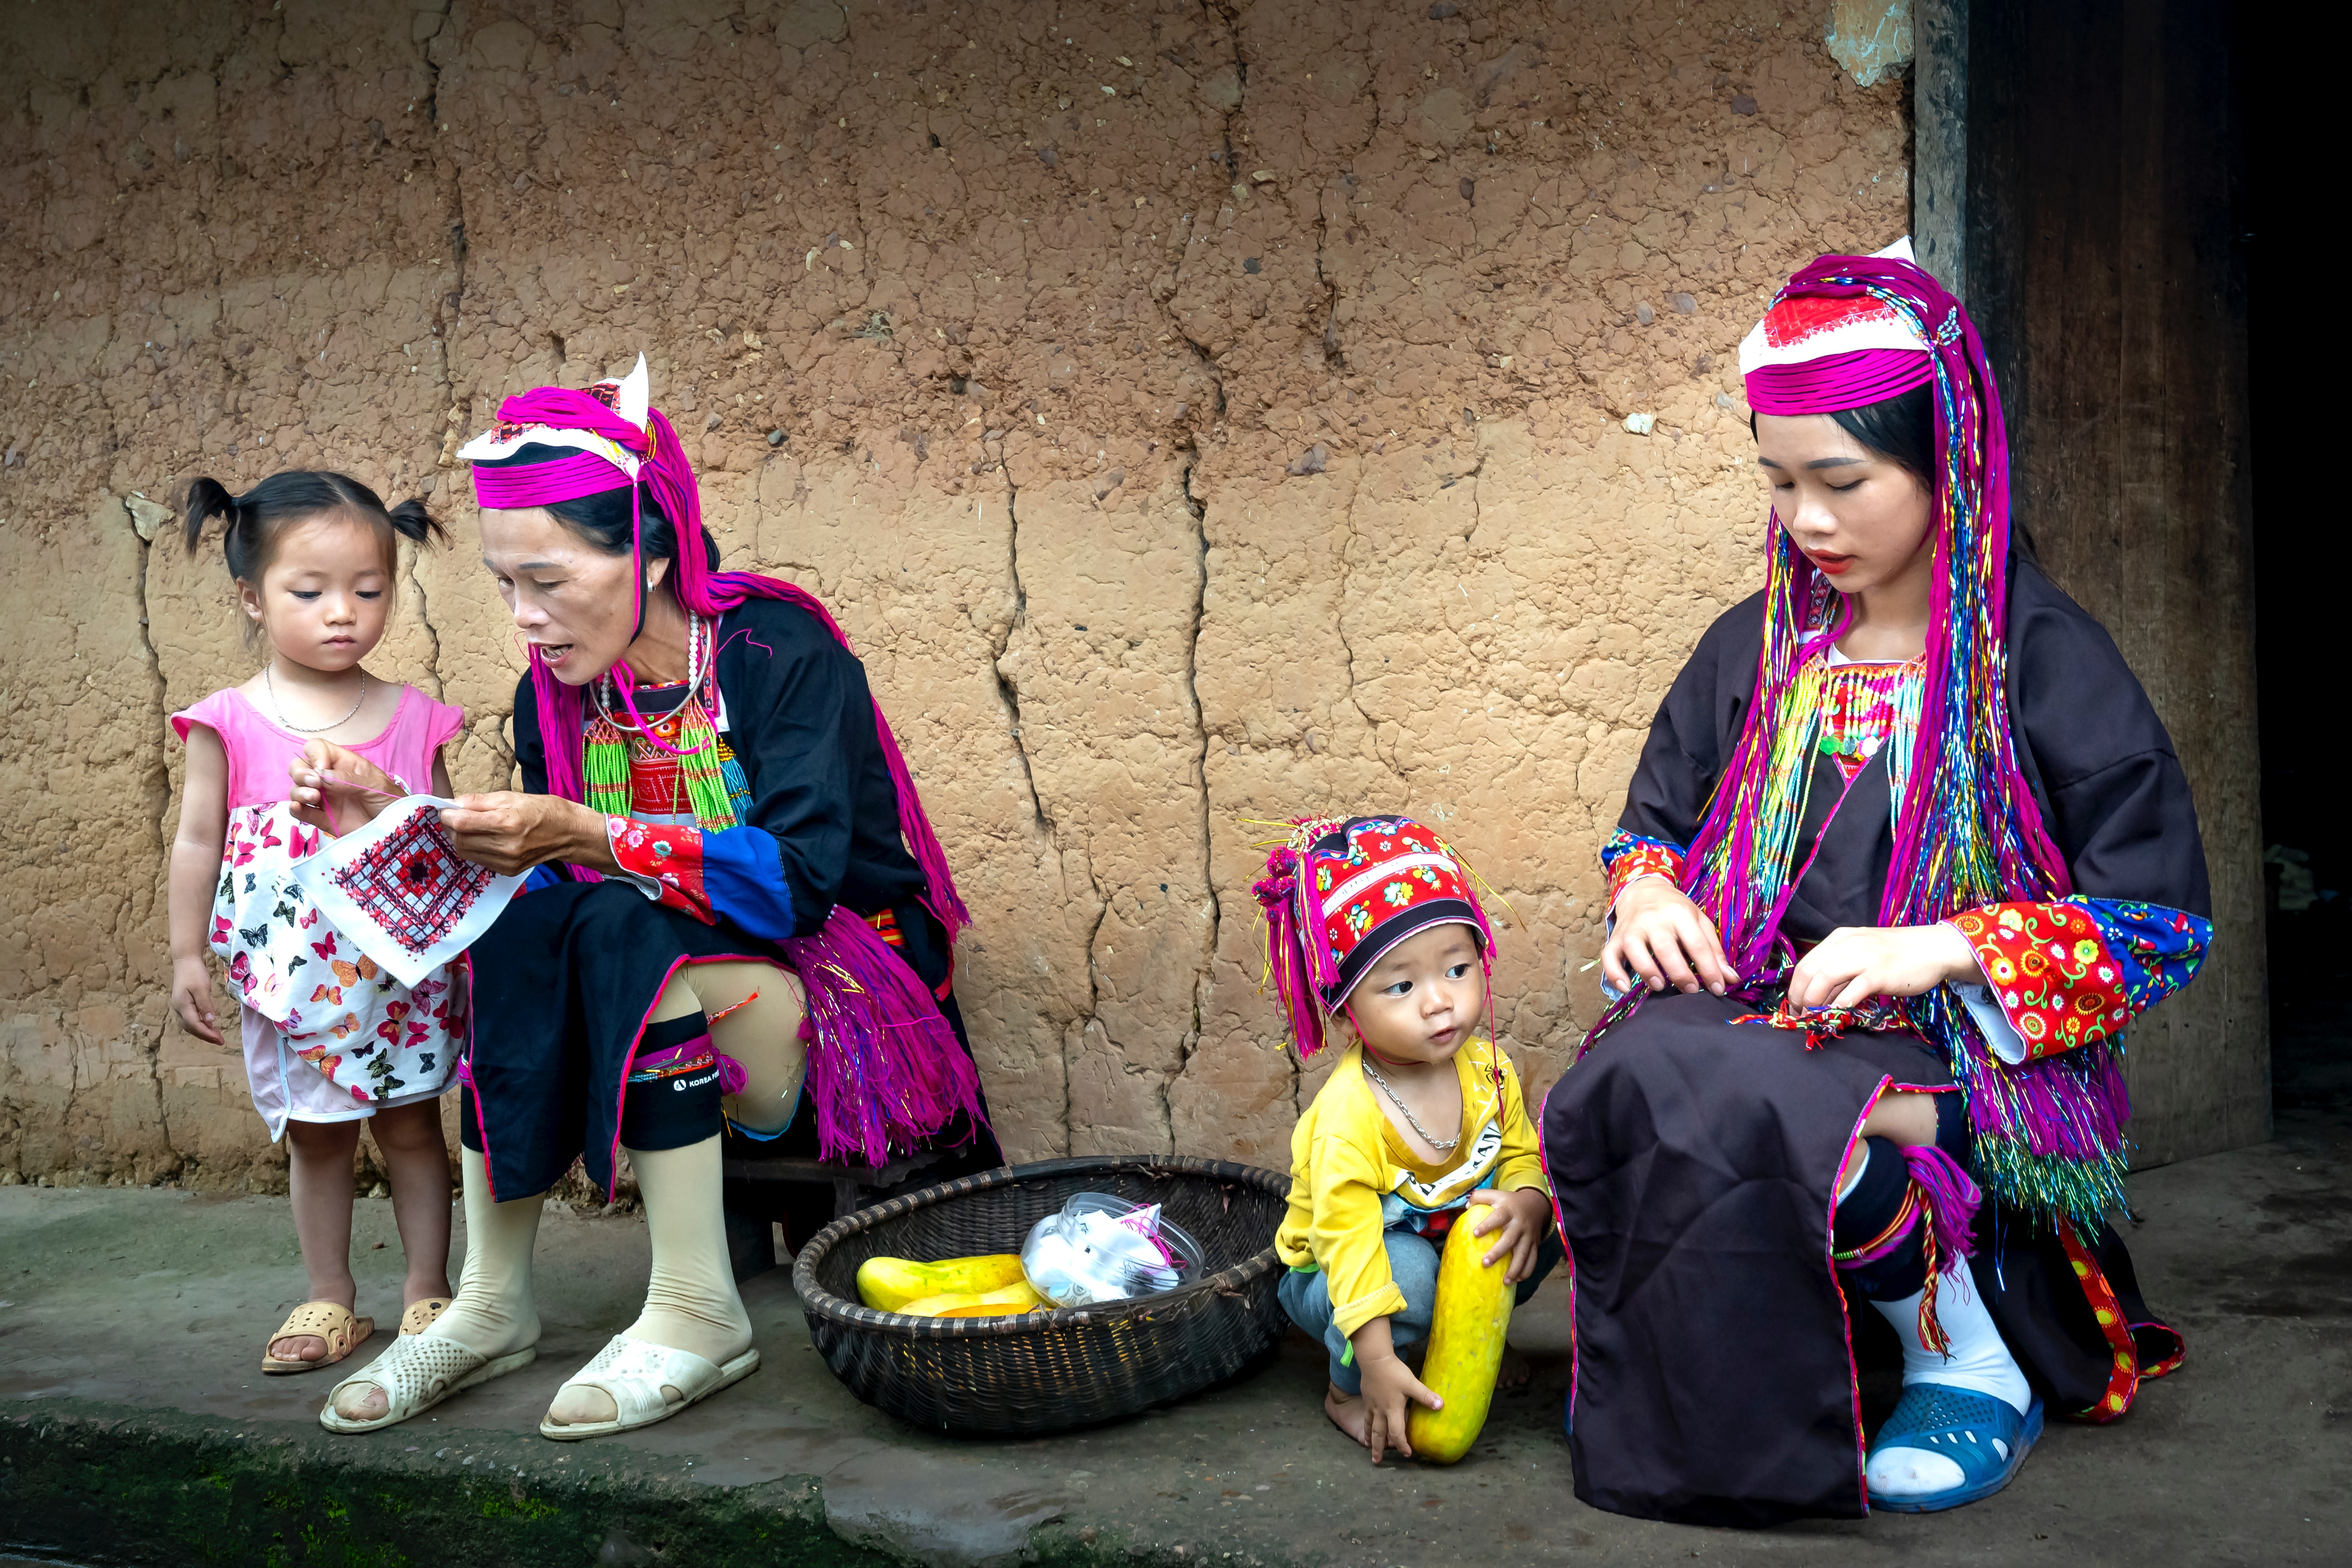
[1467,1186,1554,1283]
[1602,877,1733,996]
[1785,923,1982,1012]
[288,741,400,834]
[438,792,606,875]
[171,954,223,1045]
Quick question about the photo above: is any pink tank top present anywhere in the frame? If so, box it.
[171,685,466,810]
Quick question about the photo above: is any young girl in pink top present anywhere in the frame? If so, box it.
[168,471,463,1377]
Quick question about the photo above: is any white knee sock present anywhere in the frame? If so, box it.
[621,1136,754,1366]
[1870,1270,2030,1415]
[427,1146,545,1358]
[336,1149,544,1421]
[1865,1270,2033,1498]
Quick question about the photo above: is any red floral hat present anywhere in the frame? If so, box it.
[1251,815,1496,1055]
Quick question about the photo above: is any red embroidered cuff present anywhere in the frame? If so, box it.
[1949,902,2130,1060]
[607,817,715,925]
[1605,838,1686,908]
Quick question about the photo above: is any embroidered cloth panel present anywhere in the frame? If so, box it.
[291,797,525,988]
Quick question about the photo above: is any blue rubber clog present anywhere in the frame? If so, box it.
[1867,1383,2045,1513]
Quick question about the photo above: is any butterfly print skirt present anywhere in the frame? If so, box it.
[210,802,463,1129]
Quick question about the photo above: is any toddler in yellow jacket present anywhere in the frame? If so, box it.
[1254,815,1558,1463]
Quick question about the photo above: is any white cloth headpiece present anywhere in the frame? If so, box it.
[1737,238,1927,377]
[454,353,653,477]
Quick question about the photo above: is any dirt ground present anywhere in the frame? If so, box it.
[3,1098,2345,1567]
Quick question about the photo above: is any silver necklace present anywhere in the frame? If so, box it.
[265,663,367,734]
[1360,1058,1459,1152]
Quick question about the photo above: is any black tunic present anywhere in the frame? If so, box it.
[1543,556,2208,1525]
[460,596,998,1201]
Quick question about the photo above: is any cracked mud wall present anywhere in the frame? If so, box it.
[3,0,1911,1187]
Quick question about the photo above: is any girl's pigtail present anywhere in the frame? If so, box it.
[1252,842,1331,1057]
[182,476,237,556]
[386,497,449,548]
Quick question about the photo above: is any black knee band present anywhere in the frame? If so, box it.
[1835,1136,1928,1300]
[620,1014,722,1151]
[1934,1087,1970,1160]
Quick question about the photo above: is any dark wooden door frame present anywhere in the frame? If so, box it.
[1912,0,2266,1165]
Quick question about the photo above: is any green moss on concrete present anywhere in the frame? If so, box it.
[0,1408,889,1568]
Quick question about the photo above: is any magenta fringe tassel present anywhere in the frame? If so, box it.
[1901,1143,1982,1274]
[782,906,988,1166]
[1251,842,1335,1056]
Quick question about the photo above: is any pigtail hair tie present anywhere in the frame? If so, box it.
[385,496,449,548]
[181,476,237,556]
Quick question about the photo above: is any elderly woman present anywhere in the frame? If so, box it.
[302,358,996,1438]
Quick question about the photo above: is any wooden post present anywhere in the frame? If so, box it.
[1958,0,2265,1165]
[1912,0,1970,300]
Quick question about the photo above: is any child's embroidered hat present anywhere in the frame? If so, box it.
[1250,815,1496,1056]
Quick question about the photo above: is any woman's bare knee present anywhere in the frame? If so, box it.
[697,961,807,1132]
[650,970,704,1025]
[1859,1089,1939,1148]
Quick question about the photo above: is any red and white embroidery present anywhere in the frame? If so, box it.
[293,797,524,988]
[328,807,497,963]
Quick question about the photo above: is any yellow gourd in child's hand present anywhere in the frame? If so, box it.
[855,1253,1028,1313]
[1406,1212,1516,1464]
[898,1280,1050,1318]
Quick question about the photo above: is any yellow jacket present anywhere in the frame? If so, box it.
[1274,1036,1550,1339]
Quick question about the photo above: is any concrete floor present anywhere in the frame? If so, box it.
[3,1109,2347,1567]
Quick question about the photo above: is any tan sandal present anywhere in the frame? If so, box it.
[398,1297,452,1336]
[261,1301,375,1375]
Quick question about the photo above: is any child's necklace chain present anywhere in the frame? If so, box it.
[264,662,367,734]
[1360,1059,1459,1152]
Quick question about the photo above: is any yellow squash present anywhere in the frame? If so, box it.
[898,1280,1049,1318]
[855,1253,1029,1313]
[1406,1213,1516,1464]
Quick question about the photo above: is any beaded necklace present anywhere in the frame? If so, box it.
[582,615,750,830]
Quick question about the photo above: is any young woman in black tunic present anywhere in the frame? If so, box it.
[302,357,997,1437]
[1541,244,2211,1523]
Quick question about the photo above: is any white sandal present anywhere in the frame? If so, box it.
[317,1334,537,1434]
[538,1334,761,1441]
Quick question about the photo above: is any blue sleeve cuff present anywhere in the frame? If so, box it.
[703,825,797,941]
[2075,896,2214,1012]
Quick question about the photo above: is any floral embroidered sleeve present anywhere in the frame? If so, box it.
[606,817,714,924]
[1602,829,1687,908]
[1946,898,2212,1062]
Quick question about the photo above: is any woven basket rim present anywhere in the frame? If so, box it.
[791,1153,1293,1339]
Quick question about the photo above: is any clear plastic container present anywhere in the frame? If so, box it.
[1019,1192,1208,1307]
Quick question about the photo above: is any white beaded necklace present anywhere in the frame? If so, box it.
[591,612,708,736]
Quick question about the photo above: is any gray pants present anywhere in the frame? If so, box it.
[1279,1227,1559,1395]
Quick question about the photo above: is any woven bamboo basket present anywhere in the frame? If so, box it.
[791,1155,1292,1435]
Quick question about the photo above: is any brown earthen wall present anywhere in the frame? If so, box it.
[1,0,1910,1188]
